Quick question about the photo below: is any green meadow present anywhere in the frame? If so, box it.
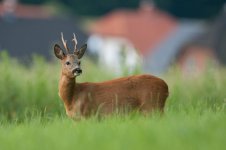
[0,51,225,150]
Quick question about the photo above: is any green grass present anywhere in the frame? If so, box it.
[0,111,225,150]
[0,51,226,150]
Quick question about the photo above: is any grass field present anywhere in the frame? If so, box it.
[0,51,226,150]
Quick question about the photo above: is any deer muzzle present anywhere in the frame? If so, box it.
[72,68,82,76]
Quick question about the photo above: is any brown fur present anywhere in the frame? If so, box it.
[54,36,169,118]
[58,73,169,118]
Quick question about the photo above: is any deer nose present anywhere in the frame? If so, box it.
[72,68,82,74]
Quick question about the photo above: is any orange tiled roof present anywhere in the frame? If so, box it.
[91,6,178,54]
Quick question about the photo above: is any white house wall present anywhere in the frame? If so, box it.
[87,35,140,75]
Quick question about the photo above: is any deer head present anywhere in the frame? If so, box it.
[54,33,87,78]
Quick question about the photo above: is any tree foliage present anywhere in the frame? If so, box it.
[20,0,48,5]
[59,0,139,16]
[153,0,225,18]
[19,0,225,18]
[19,0,139,16]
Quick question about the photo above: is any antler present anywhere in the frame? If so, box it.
[72,33,78,54]
[61,32,70,54]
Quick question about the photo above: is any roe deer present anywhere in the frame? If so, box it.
[54,33,169,118]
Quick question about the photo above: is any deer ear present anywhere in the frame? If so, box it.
[77,44,87,59]
[54,44,65,60]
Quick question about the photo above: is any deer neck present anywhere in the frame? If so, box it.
[58,73,76,105]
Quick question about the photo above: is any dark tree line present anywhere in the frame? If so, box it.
[19,0,226,18]
[154,0,226,18]
[19,0,139,16]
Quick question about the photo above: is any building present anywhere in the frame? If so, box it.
[89,4,177,75]
[0,0,87,61]
[89,3,224,75]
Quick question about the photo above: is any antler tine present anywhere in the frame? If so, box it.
[61,32,70,54]
[72,33,78,53]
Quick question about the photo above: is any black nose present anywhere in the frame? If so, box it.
[72,68,82,74]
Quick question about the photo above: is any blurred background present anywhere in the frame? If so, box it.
[0,0,226,75]
[0,0,226,122]
[1,2,226,148]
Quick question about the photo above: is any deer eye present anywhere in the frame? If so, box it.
[65,61,70,65]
